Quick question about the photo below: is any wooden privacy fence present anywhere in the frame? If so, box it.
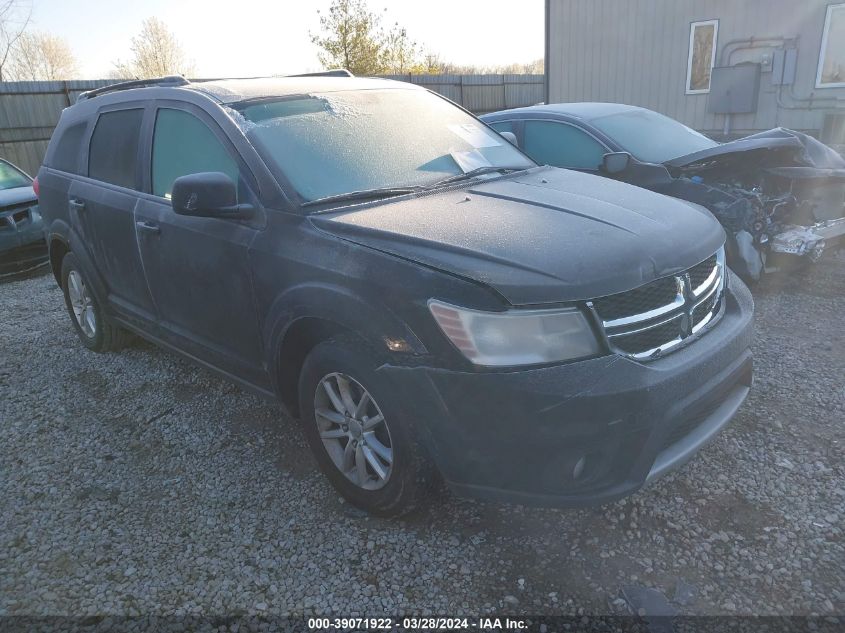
[0,75,544,176]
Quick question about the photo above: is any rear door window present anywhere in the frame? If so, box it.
[88,109,144,189]
[151,108,239,200]
[523,120,608,171]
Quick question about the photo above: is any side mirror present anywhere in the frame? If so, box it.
[171,172,252,219]
[602,152,632,175]
[499,131,518,146]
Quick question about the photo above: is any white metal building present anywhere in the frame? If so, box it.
[544,0,845,145]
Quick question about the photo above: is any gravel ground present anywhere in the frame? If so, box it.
[1,254,843,619]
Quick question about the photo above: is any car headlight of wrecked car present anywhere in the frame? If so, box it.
[429,300,602,366]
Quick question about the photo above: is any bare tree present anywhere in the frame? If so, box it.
[113,17,195,79]
[422,51,444,74]
[310,0,385,75]
[8,31,78,80]
[380,24,423,74]
[0,0,32,81]
[437,58,545,75]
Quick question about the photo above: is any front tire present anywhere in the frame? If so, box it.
[298,337,437,516]
[61,252,130,352]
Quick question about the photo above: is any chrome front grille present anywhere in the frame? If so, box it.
[589,250,726,360]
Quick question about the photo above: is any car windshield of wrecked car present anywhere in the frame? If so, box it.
[0,161,32,190]
[232,88,535,204]
[590,108,719,164]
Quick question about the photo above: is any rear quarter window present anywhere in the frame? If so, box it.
[88,109,144,189]
[50,121,88,174]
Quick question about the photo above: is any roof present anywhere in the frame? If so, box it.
[482,102,644,121]
[189,76,418,104]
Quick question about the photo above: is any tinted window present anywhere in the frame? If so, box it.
[589,108,717,163]
[88,109,143,189]
[52,122,87,173]
[523,120,607,170]
[152,109,239,199]
[0,160,31,190]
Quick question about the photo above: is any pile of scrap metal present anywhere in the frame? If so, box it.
[0,159,47,280]
[662,129,845,281]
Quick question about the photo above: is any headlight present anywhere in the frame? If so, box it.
[429,300,602,367]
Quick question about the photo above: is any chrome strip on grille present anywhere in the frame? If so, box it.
[590,250,726,361]
[602,280,685,329]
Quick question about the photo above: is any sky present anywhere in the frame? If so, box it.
[26,0,544,79]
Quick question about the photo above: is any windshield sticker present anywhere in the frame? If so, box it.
[450,149,493,172]
[448,123,501,148]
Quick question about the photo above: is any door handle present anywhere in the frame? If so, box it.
[136,221,160,235]
[69,198,85,212]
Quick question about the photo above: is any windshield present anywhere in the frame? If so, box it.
[590,108,719,163]
[0,161,32,191]
[233,88,534,204]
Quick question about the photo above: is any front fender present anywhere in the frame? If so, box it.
[263,281,428,371]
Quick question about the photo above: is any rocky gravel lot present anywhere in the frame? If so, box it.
[1,255,843,620]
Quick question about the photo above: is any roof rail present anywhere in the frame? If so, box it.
[286,69,354,78]
[77,75,190,101]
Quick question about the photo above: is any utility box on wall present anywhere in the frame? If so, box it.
[707,64,761,114]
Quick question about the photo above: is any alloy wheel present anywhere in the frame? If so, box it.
[313,372,394,490]
[67,270,97,338]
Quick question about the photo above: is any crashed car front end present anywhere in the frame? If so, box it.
[663,128,845,280]
[0,160,47,279]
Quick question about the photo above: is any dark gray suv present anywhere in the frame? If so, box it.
[37,74,753,516]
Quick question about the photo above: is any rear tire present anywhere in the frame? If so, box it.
[298,336,437,517]
[61,252,131,353]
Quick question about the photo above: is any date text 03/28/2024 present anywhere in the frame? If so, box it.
[307,617,529,630]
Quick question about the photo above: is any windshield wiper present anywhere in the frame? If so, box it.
[426,166,529,189]
[301,186,423,209]
[301,166,530,209]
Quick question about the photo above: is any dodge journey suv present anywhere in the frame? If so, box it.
[37,74,753,516]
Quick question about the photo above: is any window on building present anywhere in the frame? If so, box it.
[88,109,144,189]
[685,19,719,94]
[817,3,845,88]
[523,120,607,171]
[151,109,239,200]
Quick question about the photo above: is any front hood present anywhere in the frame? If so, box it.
[0,186,36,209]
[311,167,724,305]
[665,127,845,175]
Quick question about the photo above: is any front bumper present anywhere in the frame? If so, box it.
[380,271,754,507]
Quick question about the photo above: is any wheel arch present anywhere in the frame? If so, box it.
[47,224,72,286]
[265,283,427,416]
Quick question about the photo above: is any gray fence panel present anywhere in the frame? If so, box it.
[0,75,543,175]
[0,80,116,174]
